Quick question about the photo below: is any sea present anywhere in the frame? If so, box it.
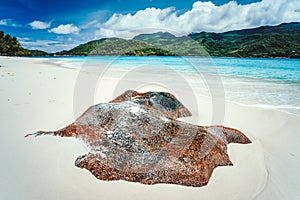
[46,56,300,116]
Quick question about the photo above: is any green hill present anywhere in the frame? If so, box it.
[56,36,195,56]
[189,22,300,57]
[132,32,207,56]
[57,32,207,56]
[57,38,175,56]
[28,49,50,57]
[58,22,300,58]
[1,22,299,58]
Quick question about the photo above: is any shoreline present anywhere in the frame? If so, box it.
[1,56,299,116]
[43,56,300,117]
[1,55,300,59]
[0,57,299,199]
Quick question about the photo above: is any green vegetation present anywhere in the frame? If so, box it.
[27,49,50,57]
[0,30,29,56]
[58,38,151,56]
[1,23,299,57]
[0,30,50,56]
[132,32,207,56]
[58,32,207,56]
[58,22,300,58]
[125,48,176,56]
[189,22,300,58]
[57,38,178,56]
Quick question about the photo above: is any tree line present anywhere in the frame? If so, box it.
[0,30,50,56]
[0,30,30,56]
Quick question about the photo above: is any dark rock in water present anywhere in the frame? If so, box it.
[26,90,251,187]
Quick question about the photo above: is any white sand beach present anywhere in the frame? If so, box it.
[0,57,299,200]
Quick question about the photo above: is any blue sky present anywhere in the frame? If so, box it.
[0,0,299,52]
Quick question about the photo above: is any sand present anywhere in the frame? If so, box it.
[0,56,299,200]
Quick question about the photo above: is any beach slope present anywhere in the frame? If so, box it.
[0,57,299,200]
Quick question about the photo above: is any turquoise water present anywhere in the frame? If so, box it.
[50,56,300,82]
[48,56,300,115]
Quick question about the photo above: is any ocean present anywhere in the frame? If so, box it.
[47,56,300,116]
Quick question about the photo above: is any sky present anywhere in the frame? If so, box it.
[0,0,299,52]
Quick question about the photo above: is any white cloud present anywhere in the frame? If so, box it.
[80,20,100,29]
[17,37,30,41]
[48,24,80,34]
[95,0,300,39]
[29,20,51,29]
[0,19,21,27]
[0,20,7,26]
[20,39,77,53]
[20,39,59,47]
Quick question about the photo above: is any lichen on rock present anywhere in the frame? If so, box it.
[26,90,251,187]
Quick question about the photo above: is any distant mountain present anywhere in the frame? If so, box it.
[57,38,176,56]
[189,22,300,57]
[56,34,204,56]
[132,32,207,56]
[1,23,299,58]
[58,22,300,58]
[27,49,50,57]
[57,32,207,56]
[133,32,177,41]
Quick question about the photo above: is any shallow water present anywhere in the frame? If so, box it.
[46,56,300,116]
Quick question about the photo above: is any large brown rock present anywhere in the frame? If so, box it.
[26,90,251,187]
